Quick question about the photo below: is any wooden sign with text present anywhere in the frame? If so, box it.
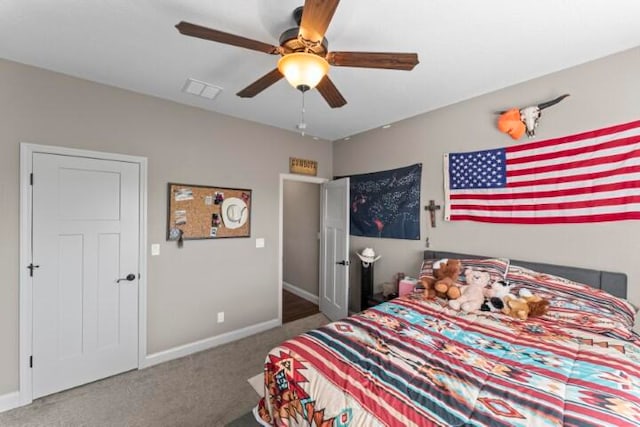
[289,157,318,176]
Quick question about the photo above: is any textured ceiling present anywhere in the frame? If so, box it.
[1,0,639,141]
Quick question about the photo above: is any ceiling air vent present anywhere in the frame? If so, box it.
[182,78,223,100]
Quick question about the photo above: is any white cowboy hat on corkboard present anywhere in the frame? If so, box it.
[221,197,248,229]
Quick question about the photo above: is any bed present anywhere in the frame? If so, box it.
[255,251,640,426]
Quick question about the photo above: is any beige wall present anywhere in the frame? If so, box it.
[0,59,332,395]
[283,181,320,296]
[335,47,640,315]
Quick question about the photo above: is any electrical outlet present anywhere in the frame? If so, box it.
[217,312,224,323]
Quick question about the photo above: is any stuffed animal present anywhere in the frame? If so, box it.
[519,289,550,318]
[502,295,530,320]
[423,258,462,300]
[421,276,437,299]
[480,280,512,312]
[448,269,489,312]
[502,289,550,320]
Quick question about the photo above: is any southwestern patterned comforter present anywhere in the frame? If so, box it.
[256,266,640,426]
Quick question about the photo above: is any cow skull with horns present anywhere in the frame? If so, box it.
[497,94,570,140]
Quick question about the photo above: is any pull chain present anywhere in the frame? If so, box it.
[298,91,307,136]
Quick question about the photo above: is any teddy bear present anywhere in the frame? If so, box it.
[480,280,513,312]
[448,268,489,312]
[422,258,462,300]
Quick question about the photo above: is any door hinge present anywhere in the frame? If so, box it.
[30,173,33,185]
[29,356,33,368]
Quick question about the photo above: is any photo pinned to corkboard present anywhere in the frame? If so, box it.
[167,183,252,243]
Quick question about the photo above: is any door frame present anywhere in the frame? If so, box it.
[19,143,148,406]
[278,174,327,324]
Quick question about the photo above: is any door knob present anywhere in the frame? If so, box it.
[116,274,136,283]
[336,260,350,266]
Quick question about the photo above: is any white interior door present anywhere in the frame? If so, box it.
[31,152,140,398]
[319,177,349,321]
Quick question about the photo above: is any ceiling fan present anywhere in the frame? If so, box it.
[175,0,419,108]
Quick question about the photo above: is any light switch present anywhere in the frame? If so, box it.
[151,244,160,256]
[255,238,265,248]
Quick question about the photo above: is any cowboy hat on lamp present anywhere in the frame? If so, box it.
[357,248,381,266]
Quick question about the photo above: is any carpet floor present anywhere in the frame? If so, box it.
[0,313,329,427]
[226,409,261,427]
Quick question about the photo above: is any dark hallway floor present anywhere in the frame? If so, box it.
[282,289,319,323]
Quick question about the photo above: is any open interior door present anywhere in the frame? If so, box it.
[319,177,349,321]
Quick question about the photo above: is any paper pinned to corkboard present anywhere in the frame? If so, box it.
[167,183,252,240]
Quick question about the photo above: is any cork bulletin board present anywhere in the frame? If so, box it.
[167,183,252,240]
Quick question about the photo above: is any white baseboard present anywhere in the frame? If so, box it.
[283,282,319,305]
[0,391,21,414]
[141,318,281,369]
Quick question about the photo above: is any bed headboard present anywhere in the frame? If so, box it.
[423,250,628,299]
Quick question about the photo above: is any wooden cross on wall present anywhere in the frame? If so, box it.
[425,200,441,227]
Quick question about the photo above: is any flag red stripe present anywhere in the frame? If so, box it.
[507,135,640,165]
[451,195,640,212]
[449,212,640,224]
[507,165,640,188]
[450,181,640,200]
[507,148,640,178]
[505,120,640,154]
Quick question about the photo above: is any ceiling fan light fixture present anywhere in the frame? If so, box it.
[278,52,329,92]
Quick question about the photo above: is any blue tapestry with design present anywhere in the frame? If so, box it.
[349,163,421,239]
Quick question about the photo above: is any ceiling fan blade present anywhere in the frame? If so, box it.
[299,0,340,43]
[176,21,280,55]
[316,75,347,108]
[236,68,284,98]
[327,51,419,70]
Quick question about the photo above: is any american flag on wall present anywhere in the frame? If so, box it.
[444,120,640,224]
